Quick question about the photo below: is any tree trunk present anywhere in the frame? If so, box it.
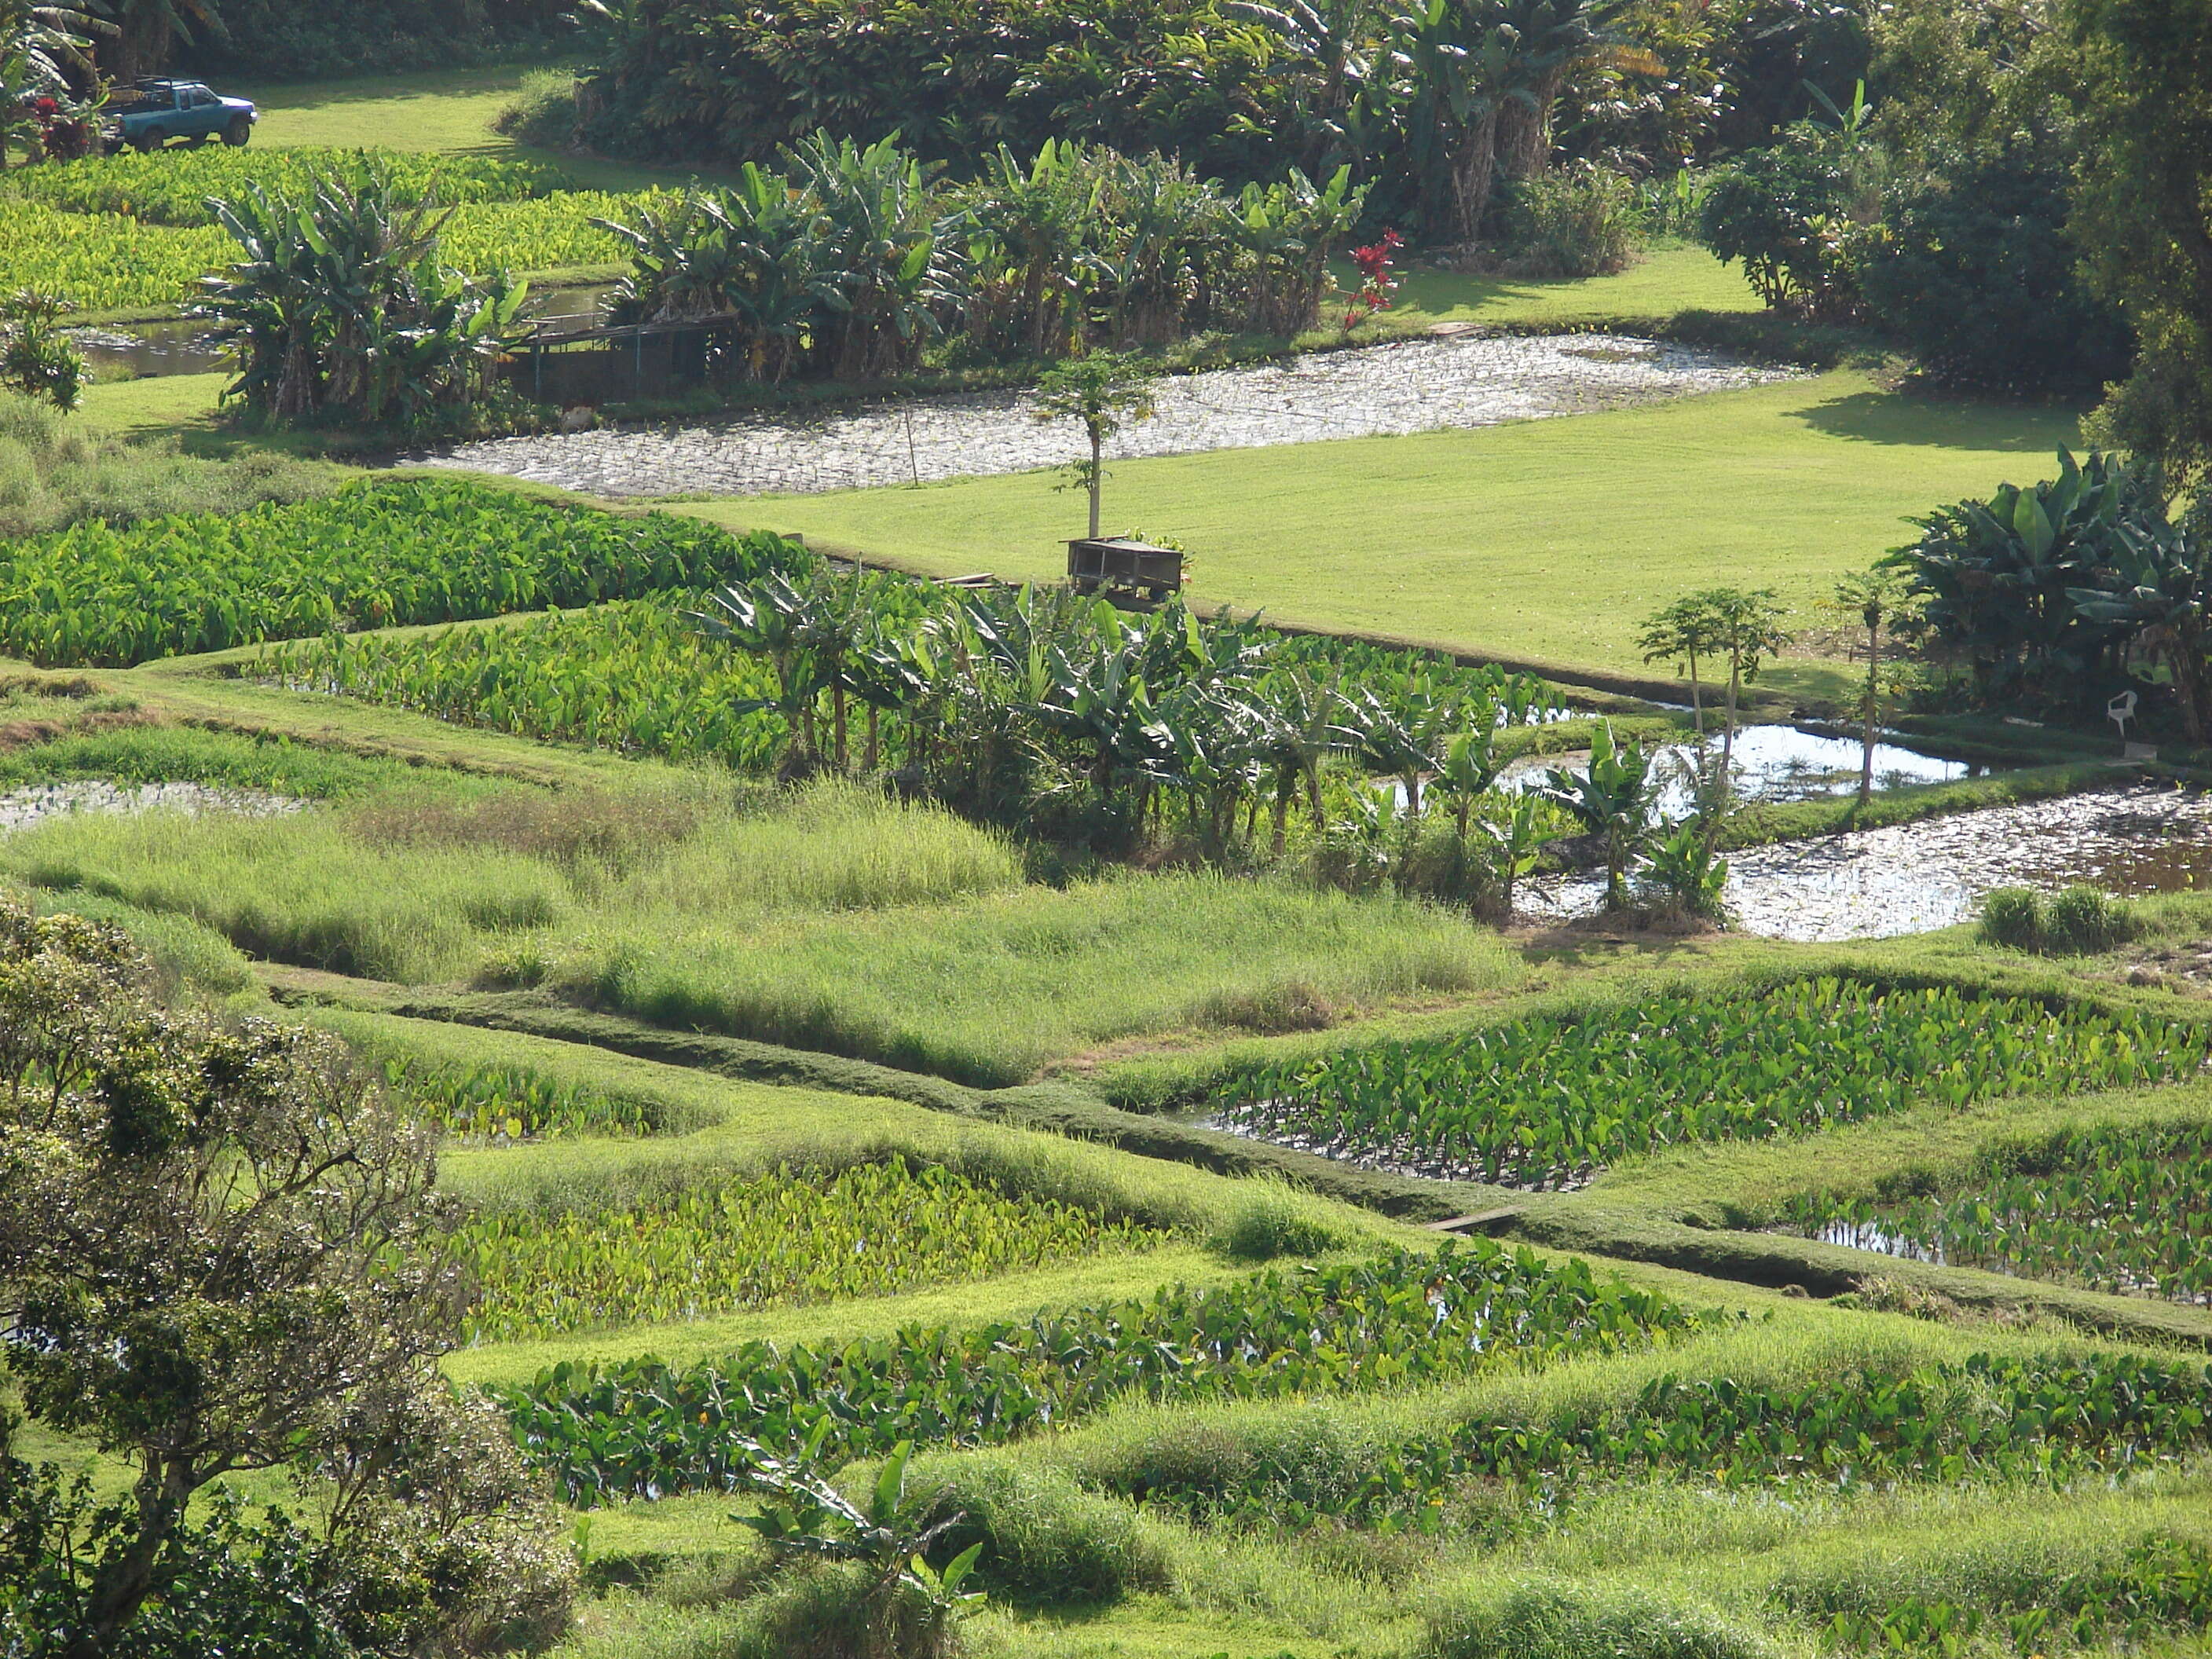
[1686,651,1703,736]
[1305,763,1327,836]
[832,679,848,771]
[67,1459,195,1659]
[1086,428,1103,539]
[1270,761,1295,856]
[865,703,881,771]
[1498,69,1566,181]
[1436,105,1501,244]
[1859,618,1880,805]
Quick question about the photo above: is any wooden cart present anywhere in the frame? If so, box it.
[1066,537,1183,606]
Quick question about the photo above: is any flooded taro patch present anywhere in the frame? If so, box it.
[1528,785,2212,942]
[1782,1119,2212,1306]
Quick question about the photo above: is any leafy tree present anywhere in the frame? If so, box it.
[0,901,572,1657]
[111,0,224,82]
[1035,352,1160,539]
[1698,586,1793,783]
[2067,0,2212,491]
[1696,106,1881,316]
[1857,136,2131,396]
[1225,0,1397,177]
[1636,591,1727,733]
[0,289,86,410]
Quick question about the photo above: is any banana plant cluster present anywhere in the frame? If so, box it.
[1899,448,2212,736]
[690,569,1566,877]
[595,134,1368,382]
[198,167,531,424]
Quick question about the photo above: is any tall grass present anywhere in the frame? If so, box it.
[589,874,1514,1085]
[0,775,1505,1080]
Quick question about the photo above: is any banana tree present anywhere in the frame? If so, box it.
[1227,164,1371,334]
[689,574,822,772]
[1331,683,1452,815]
[1426,716,1504,842]
[1537,722,1660,909]
[1475,790,1550,917]
[2070,518,2212,742]
[0,2,108,166]
[782,130,965,381]
[1249,669,1345,854]
[970,139,1102,357]
[1901,449,2134,705]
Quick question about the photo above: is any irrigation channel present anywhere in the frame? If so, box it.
[413,333,1794,497]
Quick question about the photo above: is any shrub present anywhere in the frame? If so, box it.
[1976,885,2137,954]
[916,1460,1166,1604]
[1857,139,2132,397]
[1424,1580,1781,1659]
[1210,1174,1349,1262]
[2045,884,2136,953]
[496,69,581,150]
[1506,165,1646,278]
[1975,886,2044,950]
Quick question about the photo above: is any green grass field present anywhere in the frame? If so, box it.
[230,64,729,195]
[1385,241,1762,328]
[694,369,2082,702]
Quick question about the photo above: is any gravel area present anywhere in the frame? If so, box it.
[0,781,302,831]
[1525,786,2212,942]
[421,333,1795,499]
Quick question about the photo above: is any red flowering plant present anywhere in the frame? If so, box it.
[1342,229,1402,333]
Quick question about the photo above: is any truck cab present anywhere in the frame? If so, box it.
[105,79,258,152]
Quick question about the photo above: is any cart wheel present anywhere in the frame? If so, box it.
[223,116,251,147]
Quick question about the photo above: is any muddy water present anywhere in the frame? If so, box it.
[1526,785,2212,942]
[71,321,230,379]
[0,781,299,830]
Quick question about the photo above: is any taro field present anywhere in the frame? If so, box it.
[1214,978,2212,1186]
[1787,1118,2212,1306]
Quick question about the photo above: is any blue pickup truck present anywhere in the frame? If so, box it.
[104,79,257,152]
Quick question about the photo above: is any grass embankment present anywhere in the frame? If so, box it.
[0,750,1524,1086]
[703,370,2082,706]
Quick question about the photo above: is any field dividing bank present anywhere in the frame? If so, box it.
[709,370,2082,706]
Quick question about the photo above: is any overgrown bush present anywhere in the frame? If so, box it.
[917,1460,1167,1605]
[1210,1174,1350,1262]
[1423,1580,1781,1659]
[1975,885,2137,955]
[1856,138,2132,397]
[0,387,340,539]
[1505,165,1646,277]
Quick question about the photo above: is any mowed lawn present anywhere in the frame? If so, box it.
[701,370,2082,703]
[1385,241,1762,327]
[230,65,734,194]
